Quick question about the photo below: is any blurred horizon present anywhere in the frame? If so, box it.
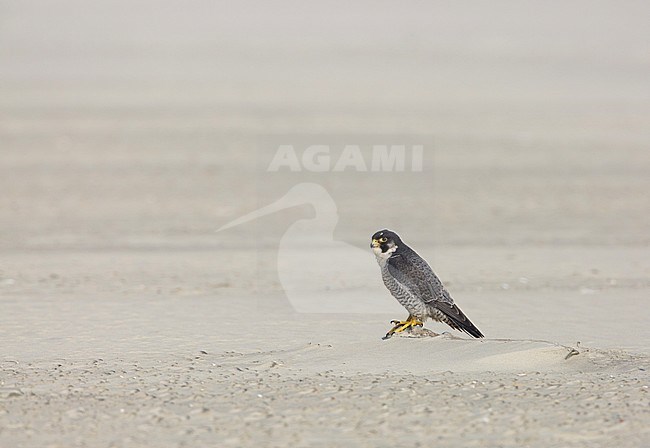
[1,1,649,251]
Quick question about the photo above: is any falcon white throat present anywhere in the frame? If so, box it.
[371,238,398,264]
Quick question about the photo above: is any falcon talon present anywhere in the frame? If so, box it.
[371,230,484,339]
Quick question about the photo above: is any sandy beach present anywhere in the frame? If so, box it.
[2,1,650,447]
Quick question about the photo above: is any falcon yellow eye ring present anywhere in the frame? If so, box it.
[379,237,387,243]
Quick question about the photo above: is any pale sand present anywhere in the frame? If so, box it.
[2,1,650,447]
[1,287,649,448]
[1,251,649,447]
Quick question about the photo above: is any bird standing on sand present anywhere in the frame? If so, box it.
[371,229,484,340]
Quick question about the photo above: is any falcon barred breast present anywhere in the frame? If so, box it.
[371,229,484,340]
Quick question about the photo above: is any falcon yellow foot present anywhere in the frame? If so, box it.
[382,316,423,340]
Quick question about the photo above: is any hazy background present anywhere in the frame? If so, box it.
[2,0,649,248]
[1,1,649,352]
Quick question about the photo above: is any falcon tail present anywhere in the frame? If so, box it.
[435,302,484,338]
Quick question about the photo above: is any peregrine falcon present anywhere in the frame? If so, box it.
[371,229,484,340]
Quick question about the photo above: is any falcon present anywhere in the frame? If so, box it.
[371,229,484,340]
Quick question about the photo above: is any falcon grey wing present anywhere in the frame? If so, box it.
[388,251,484,338]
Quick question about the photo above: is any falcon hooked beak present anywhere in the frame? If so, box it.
[371,232,398,260]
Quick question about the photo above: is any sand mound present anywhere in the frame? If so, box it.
[209,334,643,376]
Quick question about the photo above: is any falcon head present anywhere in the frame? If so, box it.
[371,229,401,258]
